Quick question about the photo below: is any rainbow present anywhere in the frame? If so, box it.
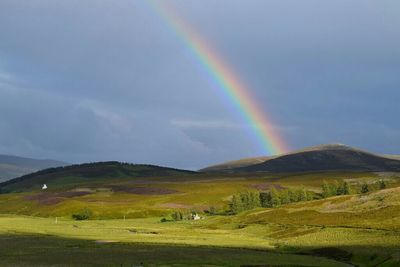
[147,1,288,155]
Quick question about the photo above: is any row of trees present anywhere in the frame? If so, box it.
[229,188,315,214]
[230,191,261,214]
[321,179,388,197]
[229,179,390,215]
[321,181,350,197]
[260,187,314,208]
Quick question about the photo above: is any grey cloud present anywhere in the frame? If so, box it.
[0,0,399,169]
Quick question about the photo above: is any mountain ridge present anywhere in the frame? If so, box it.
[201,144,400,173]
[0,154,68,183]
[0,161,196,193]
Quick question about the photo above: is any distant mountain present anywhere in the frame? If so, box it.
[0,155,68,183]
[200,156,273,172]
[384,155,400,160]
[0,161,196,193]
[200,144,400,173]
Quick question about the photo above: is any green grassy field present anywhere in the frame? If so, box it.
[0,234,350,267]
[0,170,399,266]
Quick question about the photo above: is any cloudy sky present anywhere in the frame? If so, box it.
[0,0,399,169]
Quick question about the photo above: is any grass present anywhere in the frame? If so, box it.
[0,171,389,219]
[0,234,347,267]
[0,171,399,266]
[0,212,399,266]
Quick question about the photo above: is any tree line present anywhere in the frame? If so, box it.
[229,187,315,214]
[229,179,389,215]
[322,179,387,197]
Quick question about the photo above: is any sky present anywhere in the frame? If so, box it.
[0,0,399,170]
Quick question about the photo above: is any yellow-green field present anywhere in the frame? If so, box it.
[1,171,400,266]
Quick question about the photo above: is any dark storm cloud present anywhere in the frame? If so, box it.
[0,0,399,169]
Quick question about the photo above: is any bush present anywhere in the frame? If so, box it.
[160,217,167,223]
[72,208,92,220]
[361,183,369,194]
[204,206,217,215]
[378,180,387,189]
[171,211,183,221]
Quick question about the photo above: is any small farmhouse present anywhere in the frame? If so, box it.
[191,213,201,220]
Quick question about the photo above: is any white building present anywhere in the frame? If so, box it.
[191,213,201,220]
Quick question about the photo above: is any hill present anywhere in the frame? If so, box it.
[200,156,273,172]
[201,144,400,173]
[0,155,67,183]
[384,154,400,160]
[0,161,196,193]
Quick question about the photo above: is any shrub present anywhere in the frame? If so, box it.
[160,217,167,223]
[378,180,387,189]
[207,206,217,215]
[337,181,350,195]
[171,211,183,221]
[72,208,92,220]
[361,183,369,194]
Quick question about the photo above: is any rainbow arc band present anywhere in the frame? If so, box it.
[148,1,288,155]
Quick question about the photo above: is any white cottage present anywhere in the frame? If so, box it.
[191,213,201,220]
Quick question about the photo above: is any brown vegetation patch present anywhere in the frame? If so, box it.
[250,183,286,191]
[23,191,91,205]
[111,185,178,195]
[159,203,192,209]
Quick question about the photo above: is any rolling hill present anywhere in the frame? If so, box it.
[201,144,400,173]
[0,161,196,193]
[0,155,67,183]
[200,156,273,172]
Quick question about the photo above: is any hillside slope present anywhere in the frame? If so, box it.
[0,161,196,193]
[201,144,400,173]
[200,156,273,172]
[0,155,67,183]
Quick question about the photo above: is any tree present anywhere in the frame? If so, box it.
[343,181,350,194]
[230,195,241,214]
[330,181,339,196]
[288,189,299,202]
[280,190,290,204]
[239,192,250,210]
[249,191,261,209]
[378,180,387,190]
[306,190,314,201]
[171,211,183,221]
[298,187,308,201]
[260,192,272,208]
[322,181,331,198]
[337,181,350,195]
[361,183,369,194]
[270,188,281,207]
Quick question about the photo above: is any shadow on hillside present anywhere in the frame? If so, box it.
[0,233,399,266]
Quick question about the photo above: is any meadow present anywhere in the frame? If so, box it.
[0,170,399,266]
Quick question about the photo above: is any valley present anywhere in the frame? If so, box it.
[0,145,400,266]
